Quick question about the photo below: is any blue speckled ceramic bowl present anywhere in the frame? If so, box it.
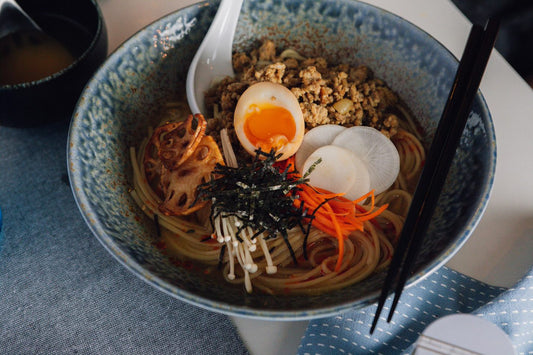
[67,0,496,320]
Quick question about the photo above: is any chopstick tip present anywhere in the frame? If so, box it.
[369,318,378,334]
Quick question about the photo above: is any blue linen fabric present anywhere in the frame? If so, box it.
[298,266,533,355]
[0,122,249,354]
[0,206,3,251]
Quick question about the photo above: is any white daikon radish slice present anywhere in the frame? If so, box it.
[295,124,346,173]
[303,145,361,196]
[333,126,400,194]
[344,153,371,201]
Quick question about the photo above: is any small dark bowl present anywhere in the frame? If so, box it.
[0,0,107,127]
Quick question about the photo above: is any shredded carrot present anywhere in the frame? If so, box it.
[282,156,389,272]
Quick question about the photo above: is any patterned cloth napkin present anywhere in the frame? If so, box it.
[298,265,533,355]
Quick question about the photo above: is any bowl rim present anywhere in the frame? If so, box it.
[67,0,497,320]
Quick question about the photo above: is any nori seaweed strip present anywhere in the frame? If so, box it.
[302,196,337,260]
[303,222,313,260]
[154,214,161,238]
[251,228,266,240]
[196,149,309,251]
[297,218,312,260]
[233,229,244,243]
[263,232,277,241]
[209,215,216,234]
[217,244,227,269]
[280,229,297,264]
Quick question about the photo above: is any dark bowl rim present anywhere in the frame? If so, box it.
[67,0,497,320]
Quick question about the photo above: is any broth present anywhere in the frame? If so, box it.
[0,30,75,85]
[0,13,92,86]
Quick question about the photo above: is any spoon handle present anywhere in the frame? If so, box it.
[206,0,243,66]
[186,0,244,115]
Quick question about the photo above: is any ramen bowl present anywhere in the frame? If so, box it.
[67,0,496,319]
[0,0,107,127]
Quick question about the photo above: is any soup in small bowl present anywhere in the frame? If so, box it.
[0,0,107,127]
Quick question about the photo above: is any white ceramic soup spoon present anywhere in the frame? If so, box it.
[186,0,244,115]
[0,0,41,39]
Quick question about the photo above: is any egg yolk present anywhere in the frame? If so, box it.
[242,103,297,152]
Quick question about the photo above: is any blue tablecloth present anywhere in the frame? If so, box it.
[0,122,248,354]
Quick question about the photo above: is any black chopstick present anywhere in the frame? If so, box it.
[370,18,499,334]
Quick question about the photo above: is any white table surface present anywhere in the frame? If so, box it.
[97,0,533,353]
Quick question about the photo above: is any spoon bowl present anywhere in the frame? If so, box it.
[186,0,243,115]
[0,0,41,39]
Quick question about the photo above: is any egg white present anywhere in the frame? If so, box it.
[234,81,305,161]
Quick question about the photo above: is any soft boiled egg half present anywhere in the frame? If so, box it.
[234,82,305,161]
